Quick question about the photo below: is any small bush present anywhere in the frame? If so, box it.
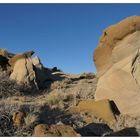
[50,78,73,90]
[46,92,65,106]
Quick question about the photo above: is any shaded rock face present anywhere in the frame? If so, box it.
[32,56,53,89]
[93,16,140,116]
[105,127,139,137]
[76,123,113,136]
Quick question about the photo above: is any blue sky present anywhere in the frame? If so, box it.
[0,4,140,74]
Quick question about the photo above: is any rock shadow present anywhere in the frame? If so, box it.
[75,122,113,136]
[105,127,139,137]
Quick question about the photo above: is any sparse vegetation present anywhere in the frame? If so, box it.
[0,56,138,136]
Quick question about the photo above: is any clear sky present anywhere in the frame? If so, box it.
[0,4,140,74]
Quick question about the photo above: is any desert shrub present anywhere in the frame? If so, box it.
[0,111,14,136]
[0,104,20,136]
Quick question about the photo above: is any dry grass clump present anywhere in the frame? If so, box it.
[45,89,80,109]
[46,91,65,107]
[0,111,14,136]
[24,112,39,128]
[0,103,21,136]
[0,72,38,98]
[0,73,21,98]
[0,103,41,136]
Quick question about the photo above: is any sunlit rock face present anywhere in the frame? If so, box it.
[10,54,37,87]
[0,50,51,89]
[93,16,140,116]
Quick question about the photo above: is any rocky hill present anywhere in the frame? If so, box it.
[1,16,140,137]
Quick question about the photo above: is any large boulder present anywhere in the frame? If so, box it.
[93,16,140,116]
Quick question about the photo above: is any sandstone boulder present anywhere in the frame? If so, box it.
[33,124,48,137]
[70,99,117,122]
[93,16,140,116]
[12,111,25,128]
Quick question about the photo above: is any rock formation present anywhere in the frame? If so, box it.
[0,49,55,89]
[93,16,140,116]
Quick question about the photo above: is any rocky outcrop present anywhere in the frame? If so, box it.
[93,16,140,116]
[0,49,58,89]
